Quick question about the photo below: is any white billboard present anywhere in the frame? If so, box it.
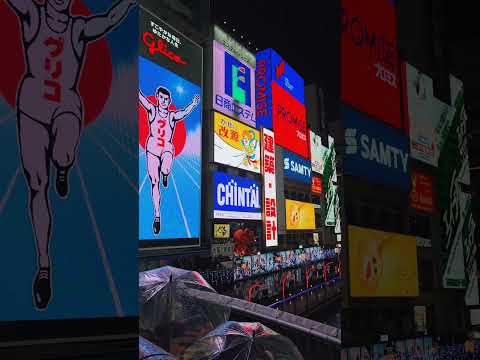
[310,130,327,174]
[262,128,278,247]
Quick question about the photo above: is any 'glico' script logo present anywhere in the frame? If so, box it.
[143,32,187,65]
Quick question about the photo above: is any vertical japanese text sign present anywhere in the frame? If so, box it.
[262,128,278,247]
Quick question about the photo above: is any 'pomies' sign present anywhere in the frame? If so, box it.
[343,106,410,189]
[341,0,401,129]
[256,48,308,158]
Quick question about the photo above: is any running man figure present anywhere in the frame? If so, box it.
[139,88,200,235]
[6,0,137,310]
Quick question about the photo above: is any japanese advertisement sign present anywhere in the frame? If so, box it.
[310,130,328,174]
[0,0,138,321]
[312,176,323,194]
[283,149,312,184]
[262,128,278,247]
[285,200,316,230]
[404,63,455,166]
[139,9,203,249]
[213,40,256,127]
[437,75,477,303]
[214,25,256,67]
[343,106,411,190]
[410,169,435,213]
[214,112,261,173]
[214,224,231,239]
[323,135,338,227]
[214,171,262,220]
[256,48,308,158]
[341,0,402,128]
[349,225,419,297]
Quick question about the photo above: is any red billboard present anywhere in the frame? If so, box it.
[410,169,435,213]
[272,81,308,158]
[312,176,323,194]
[341,0,402,129]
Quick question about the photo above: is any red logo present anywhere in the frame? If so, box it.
[410,169,435,213]
[275,61,285,79]
[143,32,187,66]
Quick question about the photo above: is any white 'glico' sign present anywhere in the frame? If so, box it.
[262,128,278,247]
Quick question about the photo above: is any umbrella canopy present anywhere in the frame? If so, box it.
[139,336,177,360]
[182,321,304,360]
[139,266,231,355]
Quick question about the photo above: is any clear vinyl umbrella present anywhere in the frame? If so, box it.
[139,266,231,356]
[182,321,304,360]
[139,336,177,360]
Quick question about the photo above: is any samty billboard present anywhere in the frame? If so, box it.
[256,48,308,158]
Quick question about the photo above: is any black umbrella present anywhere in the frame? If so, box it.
[182,321,304,360]
[139,336,177,360]
[139,266,231,356]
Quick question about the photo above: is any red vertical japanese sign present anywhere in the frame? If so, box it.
[262,128,278,247]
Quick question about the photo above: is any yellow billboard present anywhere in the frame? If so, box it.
[214,224,230,239]
[214,112,261,173]
[285,200,316,230]
[349,225,419,297]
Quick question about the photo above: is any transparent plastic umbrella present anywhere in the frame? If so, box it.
[139,266,231,356]
[182,321,304,360]
[139,336,177,360]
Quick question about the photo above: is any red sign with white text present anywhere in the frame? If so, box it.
[262,128,278,247]
[410,169,435,213]
[312,176,323,194]
[272,81,308,158]
[341,0,402,129]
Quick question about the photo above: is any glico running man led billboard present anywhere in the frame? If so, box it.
[138,8,203,249]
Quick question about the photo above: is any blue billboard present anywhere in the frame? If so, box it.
[214,172,262,220]
[283,149,312,184]
[343,106,411,190]
[255,48,305,130]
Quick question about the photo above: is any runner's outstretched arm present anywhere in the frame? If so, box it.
[139,90,154,113]
[80,0,137,42]
[172,95,200,121]
[5,0,35,17]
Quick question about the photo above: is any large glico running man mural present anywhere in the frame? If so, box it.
[138,8,202,249]
[0,0,137,319]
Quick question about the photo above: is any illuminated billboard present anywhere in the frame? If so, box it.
[139,10,203,249]
[349,225,419,297]
[283,149,312,184]
[214,172,262,220]
[341,0,401,128]
[310,131,328,174]
[410,169,435,213]
[213,40,256,127]
[0,0,137,321]
[285,200,316,230]
[262,128,278,247]
[256,48,308,158]
[312,176,323,194]
[404,63,455,166]
[438,75,477,305]
[214,112,260,173]
[343,106,410,190]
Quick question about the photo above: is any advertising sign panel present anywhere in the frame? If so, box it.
[214,172,262,220]
[343,106,411,190]
[283,149,312,184]
[214,25,256,67]
[437,75,474,292]
[341,0,402,128]
[310,130,327,174]
[410,169,435,213]
[262,128,278,247]
[414,306,427,334]
[256,48,308,158]
[285,200,316,230]
[312,176,323,194]
[214,112,260,173]
[214,224,231,239]
[0,0,138,322]
[349,225,419,297]
[325,184,338,227]
[213,40,255,127]
[139,10,203,248]
[404,63,455,166]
